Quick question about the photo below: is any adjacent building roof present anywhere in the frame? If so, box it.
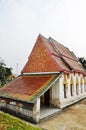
[0,73,61,103]
[21,34,85,74]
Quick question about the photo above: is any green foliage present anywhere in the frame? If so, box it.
[78,57,86,69]
[5,67,12,77]
[0,111,41,130]
[0,59,6,85]
[0,58,12,86]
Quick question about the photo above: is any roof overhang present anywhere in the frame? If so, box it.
[0,72,62,104]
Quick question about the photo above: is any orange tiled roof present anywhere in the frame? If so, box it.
[43,36,70,71]
[21,34,85,74]
[52,54,70,71]
[49,38,84,72]
[0,74,60,103]
[21,35,62,73]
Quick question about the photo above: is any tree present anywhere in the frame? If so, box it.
[5,67,12,78]
[78,57,86,70]
[0,58,12,86]
[0,59,6,85]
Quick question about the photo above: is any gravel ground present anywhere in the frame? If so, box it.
[37,99,86,130]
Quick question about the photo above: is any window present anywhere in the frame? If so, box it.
[70,84,73,96]
[64,84,67,98]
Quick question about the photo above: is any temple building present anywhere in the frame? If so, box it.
[0,34,86,123]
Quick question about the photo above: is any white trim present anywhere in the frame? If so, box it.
[22,72,61,75]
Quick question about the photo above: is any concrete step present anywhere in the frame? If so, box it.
[40,107,61,120]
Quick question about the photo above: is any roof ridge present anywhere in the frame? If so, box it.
[48,38,79,62]
[49,37,72,70]
[49,37,68,49]
[39,34,48,41]
[49,37,62,56]
[48,37,85,73]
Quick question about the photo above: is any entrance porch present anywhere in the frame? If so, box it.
[40,87,61,120]
[40,106,61,120]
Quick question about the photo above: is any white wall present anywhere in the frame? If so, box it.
[58,72,86,108]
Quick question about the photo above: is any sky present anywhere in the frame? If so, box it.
[0,0,86,74]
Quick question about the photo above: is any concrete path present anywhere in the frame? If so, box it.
[37,99,86,130]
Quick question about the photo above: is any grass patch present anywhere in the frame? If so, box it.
[0,111,41,130]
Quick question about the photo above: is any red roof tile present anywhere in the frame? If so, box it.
[0,74,59,102]
[49,38,85,73]
[42,36,70,71]
[21,35,62,73]
[52,54,70,71]
[42,36,57,55]
[51,39,75,60]
[62,56,84,72]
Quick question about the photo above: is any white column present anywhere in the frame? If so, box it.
[67,79,71,98]
[73,83,76,96]
[78,77,81,94]
[85,84,86,92]
[59,77,64,101]
[82,78,84,93]
[73,76,76,96]
[33,98,40,123]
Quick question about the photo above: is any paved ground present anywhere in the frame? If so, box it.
[37,99,86,130]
